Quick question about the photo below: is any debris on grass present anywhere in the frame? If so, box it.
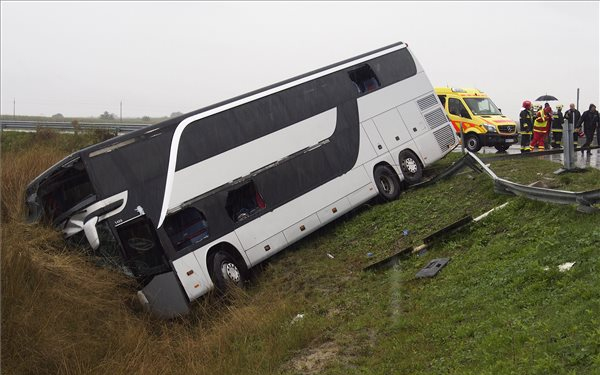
[558,262,576,272]
[327,253,335,259]
[291,313,305,324]
[415,258,451,278]
[473,202,509,222]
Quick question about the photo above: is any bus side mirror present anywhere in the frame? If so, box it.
[498,108,502,113]
[83,216,100,250]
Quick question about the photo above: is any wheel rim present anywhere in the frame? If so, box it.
[379,175,394,194]
[467,138,478,149]
[403,158,418,174]
[221,262,241,283]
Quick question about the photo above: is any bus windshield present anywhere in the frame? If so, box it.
[33,158,95,224]
[464,97,502,115]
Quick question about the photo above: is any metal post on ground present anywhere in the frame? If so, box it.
[554,118,578,174]
[460,122,465,154]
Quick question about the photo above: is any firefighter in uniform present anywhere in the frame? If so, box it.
[530,105,549,150]
[551,104,564,148]
[564,103,581,149]
[519,100,533,152]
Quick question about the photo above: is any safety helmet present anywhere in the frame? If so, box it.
[522,100,532,109]
[556,104,563,110]
[532,104,541,111]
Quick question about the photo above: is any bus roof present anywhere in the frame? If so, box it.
[83,41,409,155]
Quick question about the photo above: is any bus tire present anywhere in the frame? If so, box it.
[374,165,401,201]
[210,250,248,293]
[465,134,482,152]
[398,150,423,185]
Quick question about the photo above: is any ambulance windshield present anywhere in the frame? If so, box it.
[464,97,502,116]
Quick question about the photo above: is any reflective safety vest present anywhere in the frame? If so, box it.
[533,110,547,132]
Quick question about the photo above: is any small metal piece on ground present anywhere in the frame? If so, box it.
[416,258,450,278]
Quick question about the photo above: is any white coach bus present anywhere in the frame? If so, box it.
[26,41,457,317]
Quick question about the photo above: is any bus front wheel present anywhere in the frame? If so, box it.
[374,165,401,201]
[210,250,248,293]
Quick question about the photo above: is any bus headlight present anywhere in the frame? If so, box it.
[483,124,497,133]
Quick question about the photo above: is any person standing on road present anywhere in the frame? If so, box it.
[519,100,533,152]
[578,104,600,154]
[564,103,581,149]
[543,103,553,149]
[531,105,549,151]
[551,104,564,148]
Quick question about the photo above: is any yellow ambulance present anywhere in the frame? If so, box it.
[434,87,518,152]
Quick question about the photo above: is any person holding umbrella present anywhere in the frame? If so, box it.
[578,104,600,154]
[531,105,549,151]
[543,103,553,149]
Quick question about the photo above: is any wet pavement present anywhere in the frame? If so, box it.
[470,142,600,171]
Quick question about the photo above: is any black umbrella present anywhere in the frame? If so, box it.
[536,95,558,101]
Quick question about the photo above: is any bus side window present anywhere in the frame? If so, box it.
[348,64,381,94]
[164,208,209,251]
[225,181,266,222]
[438,95,446,108]
[116,217,169,278]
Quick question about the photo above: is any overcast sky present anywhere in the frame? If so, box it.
[1,1,598,121]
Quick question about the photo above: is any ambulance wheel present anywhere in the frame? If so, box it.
[374,165,401,201]
[494,144,510,152]
[399,150,423,185]
[465,134,482,152]
[210,250,248,293]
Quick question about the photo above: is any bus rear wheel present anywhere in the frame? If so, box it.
[374,165,401,201]
[210,250,248,293]
[399,150,423,185]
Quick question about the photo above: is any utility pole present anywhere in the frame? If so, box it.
[120,101,123,122]
[13,98,16,119]
[576,88,580,110]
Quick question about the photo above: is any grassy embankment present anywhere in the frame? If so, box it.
[2,131,599,375]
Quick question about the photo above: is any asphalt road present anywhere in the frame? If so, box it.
[475,144,600,170]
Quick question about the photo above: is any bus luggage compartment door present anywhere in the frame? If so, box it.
[372,108,412,151]
[361,119,388,156]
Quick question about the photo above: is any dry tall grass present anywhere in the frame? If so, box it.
[1,132,317,375]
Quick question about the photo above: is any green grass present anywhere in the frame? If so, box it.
[2,131,599,374]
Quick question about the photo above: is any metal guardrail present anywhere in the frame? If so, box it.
[0,120,149,134]
[444,151,600,213]
[412,151,599,212]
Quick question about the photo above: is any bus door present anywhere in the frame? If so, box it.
[115,216,171,279]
